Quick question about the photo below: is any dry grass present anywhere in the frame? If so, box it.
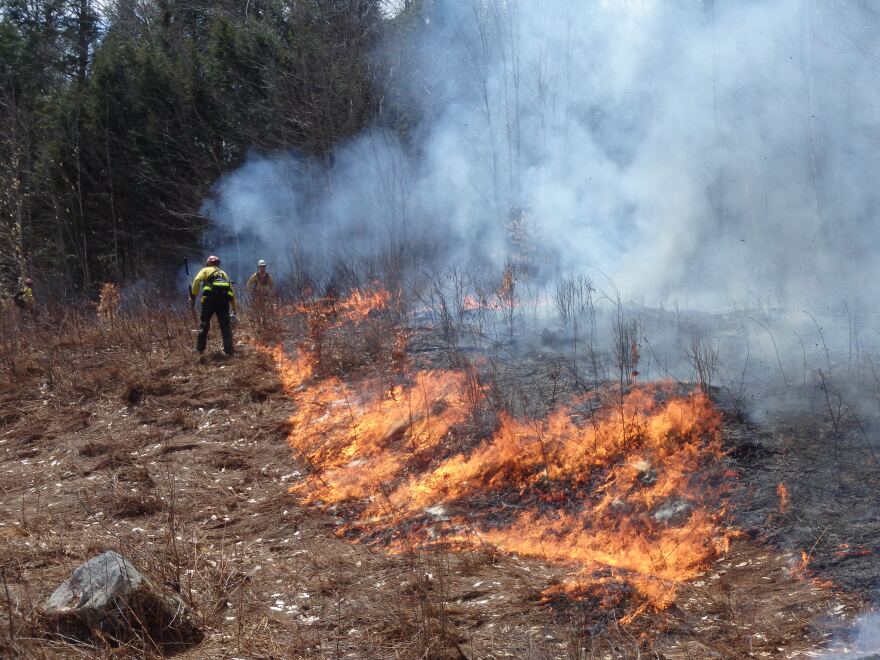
[0,296,862,658]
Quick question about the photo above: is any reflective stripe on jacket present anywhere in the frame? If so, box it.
[191,267,236,310]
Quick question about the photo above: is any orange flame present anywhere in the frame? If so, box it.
[265,289,733,614]
[294,287,391,326]
[461,295,487,311]
[336,288,391,324]
[777,482,789,514]
[792,550,811,579]
[834,544,872,559]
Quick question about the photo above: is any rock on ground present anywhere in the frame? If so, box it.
[42,550,201,649]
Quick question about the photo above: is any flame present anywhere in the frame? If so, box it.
[378,387,728,607]
[265,288,733,615]
[335,288,391,324]
[265,344,314,391]
[792,549,812,579]
[458,294,509,312]
[462,295,487,311]
[833,545,872,559]
[288,369,475,505]
[295,286,391,327]
[777,482,789,514]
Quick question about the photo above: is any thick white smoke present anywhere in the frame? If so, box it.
[202,0,880,311]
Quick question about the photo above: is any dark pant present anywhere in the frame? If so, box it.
[197,298,233,354]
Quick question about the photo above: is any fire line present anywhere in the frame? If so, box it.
[260,288,734,614]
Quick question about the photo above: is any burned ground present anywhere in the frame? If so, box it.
[727,382,880,606]
[0,305,873,658]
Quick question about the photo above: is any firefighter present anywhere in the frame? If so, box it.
[246,259,274,325]
[13,278,34,309]
[190,255,237,355]
[12,278,35,320]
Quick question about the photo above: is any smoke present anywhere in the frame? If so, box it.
[195,0,880,391]
[826,611,880,658]
[202,0,880,312]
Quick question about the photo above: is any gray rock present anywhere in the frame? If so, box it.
[42,551,201,648]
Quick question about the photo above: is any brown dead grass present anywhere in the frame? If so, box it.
[0,302,864,658]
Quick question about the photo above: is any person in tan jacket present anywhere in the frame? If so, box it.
[246,259,274,325]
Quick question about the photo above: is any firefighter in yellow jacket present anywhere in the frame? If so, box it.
[12,278,36,323]
[13,278,35,311]
[190,255,237,355]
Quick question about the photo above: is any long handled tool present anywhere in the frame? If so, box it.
[184,257,199,332]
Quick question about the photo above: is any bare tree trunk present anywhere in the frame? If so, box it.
[105,102,120,281]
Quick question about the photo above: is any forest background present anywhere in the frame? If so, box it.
[0,0,409,297]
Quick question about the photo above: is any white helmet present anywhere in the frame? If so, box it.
[257,259,267,267]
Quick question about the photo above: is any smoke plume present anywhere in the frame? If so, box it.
[202,0,880,312]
